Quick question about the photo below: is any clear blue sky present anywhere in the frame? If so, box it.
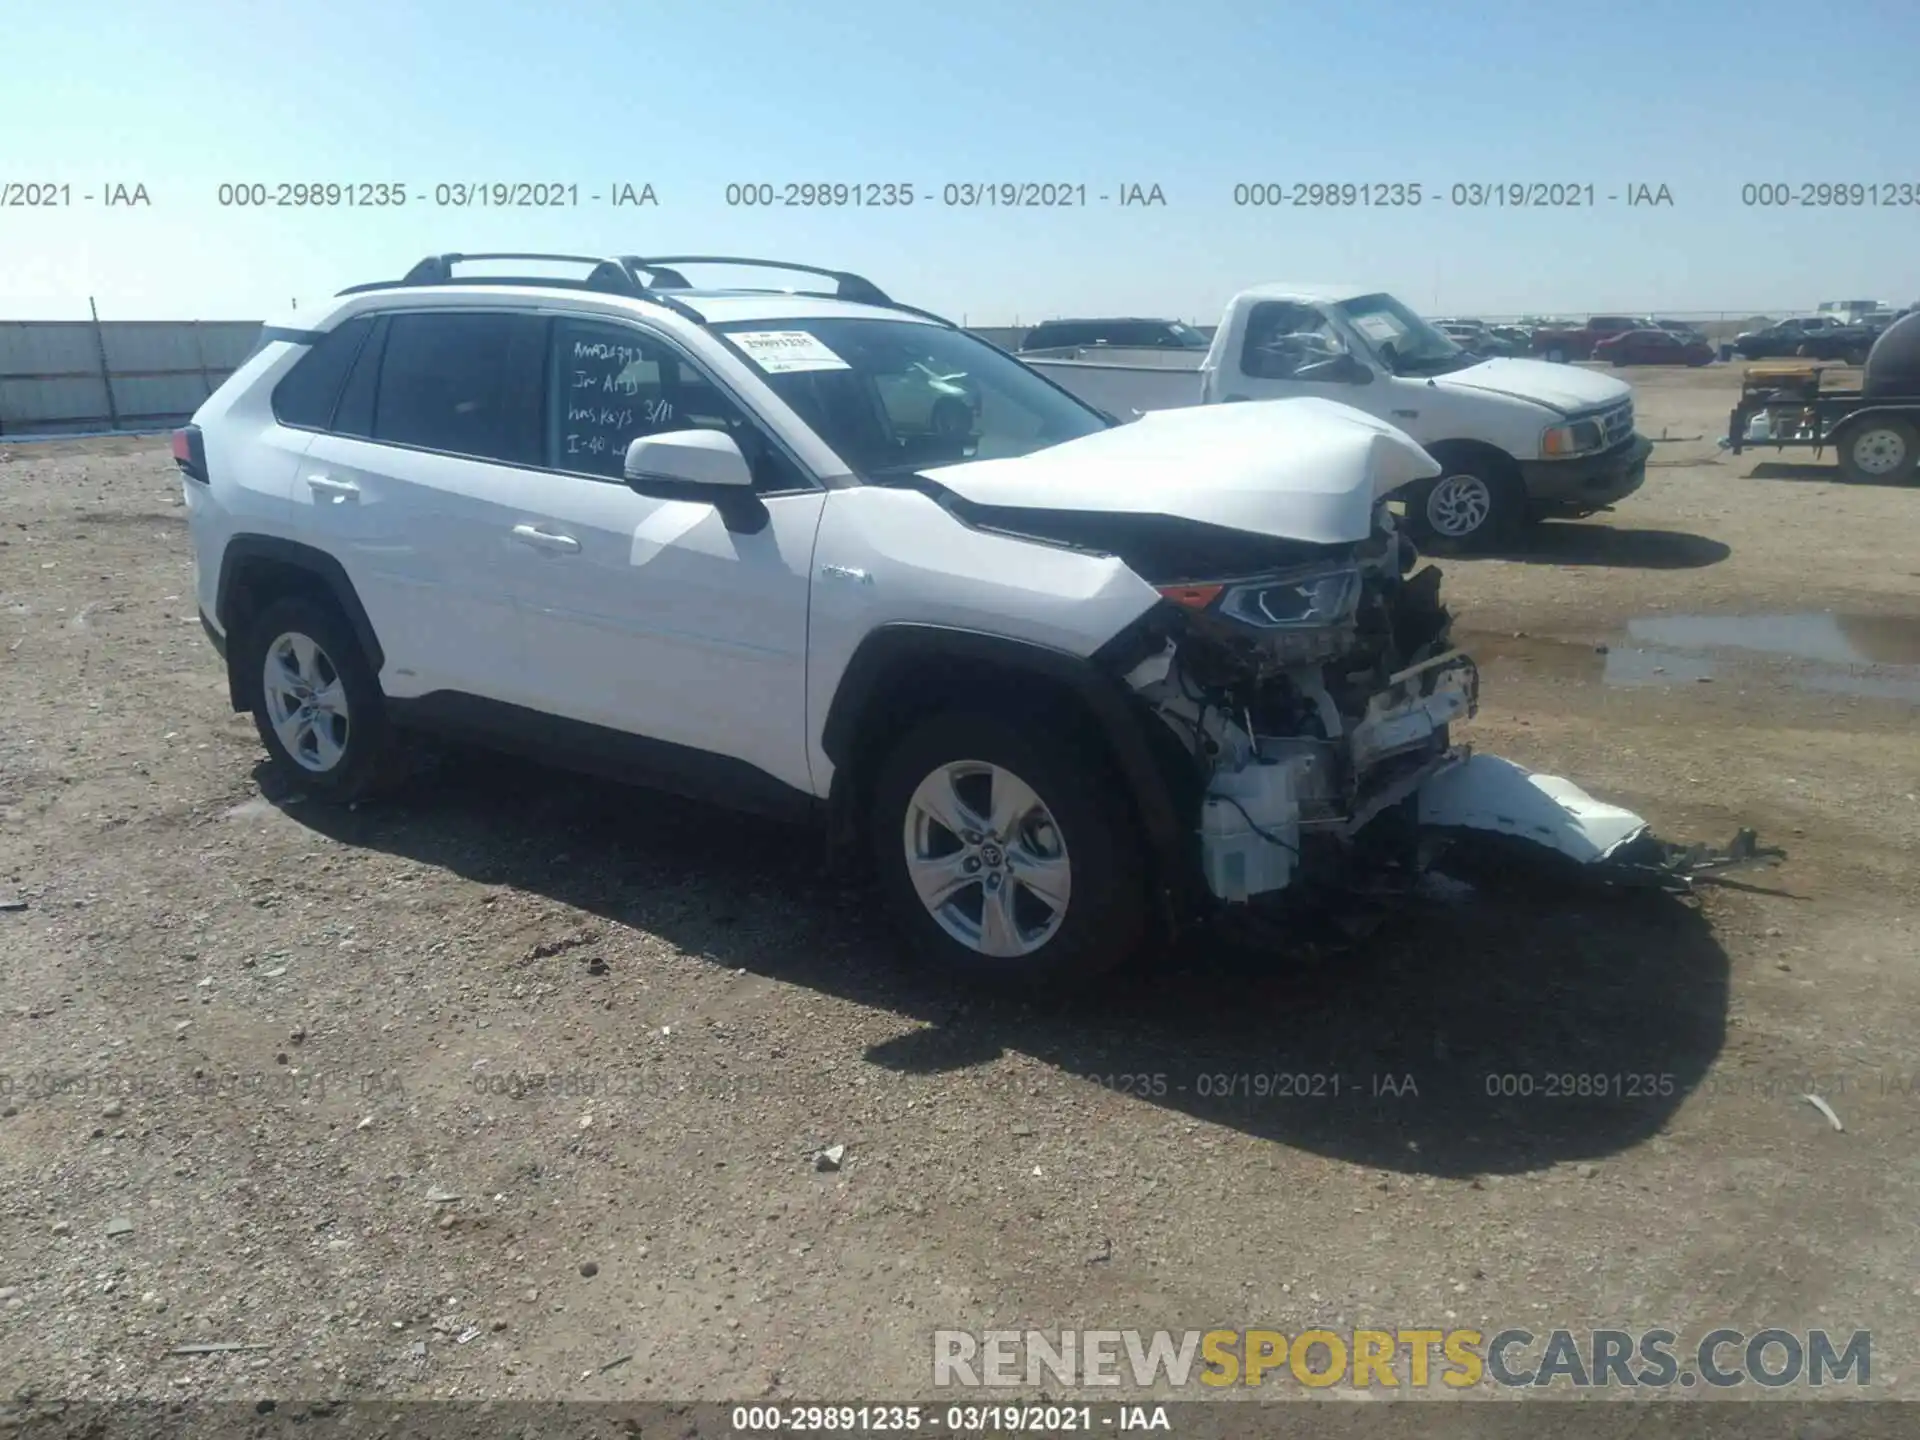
[2,0,1915,322]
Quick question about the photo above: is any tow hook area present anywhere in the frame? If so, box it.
[1415,753,1785,892]
[1578,827,1788,893]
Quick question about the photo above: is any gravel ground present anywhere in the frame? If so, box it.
[2,365,1918,1409]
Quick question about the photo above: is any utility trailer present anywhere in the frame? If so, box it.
[1727,312,1920,484]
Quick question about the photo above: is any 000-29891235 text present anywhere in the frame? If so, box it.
[1233,182,1424,206]
[724,182,917,207]
[728,1404,1104,1431]
[1740,181,1920,206]
[215,182,410,207]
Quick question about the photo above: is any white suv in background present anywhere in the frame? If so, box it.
[179,251,1730,987]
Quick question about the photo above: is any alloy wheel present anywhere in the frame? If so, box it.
[902,759,1072,958]
[262,631,350,772]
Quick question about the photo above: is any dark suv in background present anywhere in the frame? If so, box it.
[1735,316,1876,364]
[1017,317,1211,352]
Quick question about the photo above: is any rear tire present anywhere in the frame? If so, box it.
[1402,458,1526,554]
[1836,418,1919,484]
[244,595,401,803]
[869,710,1148,989]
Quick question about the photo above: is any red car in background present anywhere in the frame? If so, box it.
[1592,328,1716,367]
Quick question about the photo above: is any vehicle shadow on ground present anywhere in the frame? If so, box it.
[263,750,1728,1181]
[1488,524,1730,570]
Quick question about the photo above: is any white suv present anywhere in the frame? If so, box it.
[180,252,1742,987]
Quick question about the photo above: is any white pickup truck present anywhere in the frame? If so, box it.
[1022,284,1653,551]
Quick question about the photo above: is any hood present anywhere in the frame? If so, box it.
[1433,358,1632,415]
[918,397,1439,546]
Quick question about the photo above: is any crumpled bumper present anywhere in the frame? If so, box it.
[1413,751,1784,891]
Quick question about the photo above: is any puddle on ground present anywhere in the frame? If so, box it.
[1625,612,1920,668]
[1601,646,1717,686]
[1467,612,1920,705]
[1612,612,1920,703]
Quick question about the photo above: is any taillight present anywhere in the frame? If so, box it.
[172,424,208,483]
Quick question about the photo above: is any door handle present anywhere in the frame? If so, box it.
[511,524,581,554]
[307,475,359,501]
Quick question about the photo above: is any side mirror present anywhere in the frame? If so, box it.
[622,428,767,535]
[623,429,754,491]
[1296,353,1373,385]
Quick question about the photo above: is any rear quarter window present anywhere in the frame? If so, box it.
[270,316,375,430]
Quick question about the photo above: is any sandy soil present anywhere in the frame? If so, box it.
[1,365,1917,1411]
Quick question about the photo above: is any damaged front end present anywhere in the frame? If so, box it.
[1107,506,1474,904]
[924,400,1782,915]
[1056,507,1784,910]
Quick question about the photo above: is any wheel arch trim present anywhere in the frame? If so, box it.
[215,535,386,676]
[820,622,1192,902]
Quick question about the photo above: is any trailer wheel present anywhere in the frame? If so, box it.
[1837,418,1919,484]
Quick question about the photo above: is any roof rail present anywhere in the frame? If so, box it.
[622,255,895,306]
[619,256,960,327]
[334,252,709,321]
[334,251,958,328]
[336,252,635,295]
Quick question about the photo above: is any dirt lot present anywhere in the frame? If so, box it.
[2,364,1918,1409]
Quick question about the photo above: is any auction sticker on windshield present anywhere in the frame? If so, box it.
[728,330,851,373]
[1351,314,1403,344]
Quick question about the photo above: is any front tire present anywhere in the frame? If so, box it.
[1837,418,1919,484]
[245,595,400,802]
[869,711,1148,988]
[1402,459,1526,553]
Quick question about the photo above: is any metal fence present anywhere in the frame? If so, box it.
[0,315,260,437]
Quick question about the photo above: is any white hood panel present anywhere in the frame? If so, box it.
[1438,358,1631,414]
[920,398,1441,546]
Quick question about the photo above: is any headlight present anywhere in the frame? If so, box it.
[1541,419,1605,457]
[1160,562,1363,630]
[1223,563,1362,629]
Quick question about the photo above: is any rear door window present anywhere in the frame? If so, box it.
[370,311,547,465]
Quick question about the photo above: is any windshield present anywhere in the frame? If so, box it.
[712,317,1110,478]
[1334,292,1476,376]
[1166,322,1210,348]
